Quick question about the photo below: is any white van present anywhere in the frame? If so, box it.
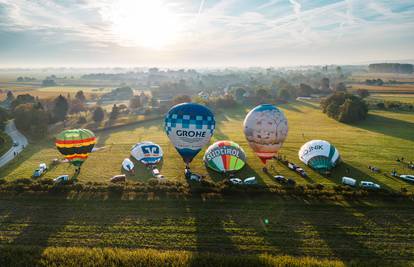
[244,177,257,185]
[400,175,414,183]
[342,177,356,187]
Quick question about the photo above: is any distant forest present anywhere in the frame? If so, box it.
[369,63,413,74]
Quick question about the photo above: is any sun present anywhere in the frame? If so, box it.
[105,0,180,49]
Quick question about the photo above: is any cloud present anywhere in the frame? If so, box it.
[0,0,413,66]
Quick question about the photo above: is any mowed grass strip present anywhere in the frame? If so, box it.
[1,101,413,191]
[0,197,413,262]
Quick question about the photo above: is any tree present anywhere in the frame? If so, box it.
[256,88,270,100]
[338,99,368,123]
[52,95,69,122]
[278,88,292,101]
[69,99,86,114]
[320,78,330,92]
[10,94,35,110]
[14,103,49,139]
[42,79,56,86]
[75,90,86,103]
[321,92,368,123]
[109,104,119,120]
[355,89,370,98]
[93,106,105,123]
[173,95,191,105]
[334,82,347,92]
[234,88,246,101]
[0,107,9,130]
[298,83,314,97]
[6,91,15,102]
[129,95,141,109]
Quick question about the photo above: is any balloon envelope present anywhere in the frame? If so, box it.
[165,103,215,164]
[243,104,288,164]
[203,141,246,173]
[122,158,135,171]
[299,140,340,171]
[55,129,96,167]
[131,141,163,165]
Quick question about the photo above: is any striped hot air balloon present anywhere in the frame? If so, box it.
[203,141,246,173]
[55,129,96,167]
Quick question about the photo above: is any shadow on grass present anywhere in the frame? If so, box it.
[308,203,383,261]
[352,113,414,142]
[279,103,303,113]
[6,195,71,264]
[331,162,393,191]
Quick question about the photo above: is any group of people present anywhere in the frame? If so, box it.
[368,165,380,173]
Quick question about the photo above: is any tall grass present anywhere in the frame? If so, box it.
[0,246,348,267]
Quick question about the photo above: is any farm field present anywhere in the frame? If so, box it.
[1,101,413,191]
[0,196,413,264]
[349,84,414,93]
[368,93,414,104]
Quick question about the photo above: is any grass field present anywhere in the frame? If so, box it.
[368,93,414,104]
[0,196,413,264]
[1,101,413,192]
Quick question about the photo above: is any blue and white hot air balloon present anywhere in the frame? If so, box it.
[131,141,163,166]
[165,103,215,167]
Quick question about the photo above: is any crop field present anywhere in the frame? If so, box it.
[368,93,414,104]
[1,101,413,191]
[349,73,414,83]
[349,84,414,94]
[0,196,413,264]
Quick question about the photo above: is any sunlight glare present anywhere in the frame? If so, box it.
[106,0,180,49]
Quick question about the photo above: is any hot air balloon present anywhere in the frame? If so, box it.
[131,141,163,166]
[299,140,340,173]
[203,141,246,173]
[243,104,288,164]
[165,103,215,167]
[55,129,96,168]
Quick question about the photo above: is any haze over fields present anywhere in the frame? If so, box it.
[0,0,413,67]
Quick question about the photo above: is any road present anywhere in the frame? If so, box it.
[0,120,28,168]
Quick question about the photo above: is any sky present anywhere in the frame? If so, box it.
[0,0,413,67]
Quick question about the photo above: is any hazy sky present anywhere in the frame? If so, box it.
[0,0,413,67]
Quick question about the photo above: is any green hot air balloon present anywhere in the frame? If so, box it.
[55,129,97,167]
[203,141,246,173]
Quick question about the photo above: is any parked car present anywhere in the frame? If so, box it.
[360,181,380,189]
[189,173,202,182]
[400,175,414,183]
[287,178,296,185]
[53,175,69,183]
[152,167,160,177]
[296,168,308,177]
[288,163,297,170]
[110,174,126,183]
[342,176,357,187]
[32,163,47,178]
[229,178,242,185]
[243,177,257,185]
[274,175,286,183]
[13,142,19,147]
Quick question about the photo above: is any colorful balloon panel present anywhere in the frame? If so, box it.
[204,140,246,173]
[299,140,340,171]
[243,104,288,164]
[165,103,215,164]
[55,129,96,167]
[131,141,163,165]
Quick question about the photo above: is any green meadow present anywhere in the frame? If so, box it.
[1,101,413,192]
